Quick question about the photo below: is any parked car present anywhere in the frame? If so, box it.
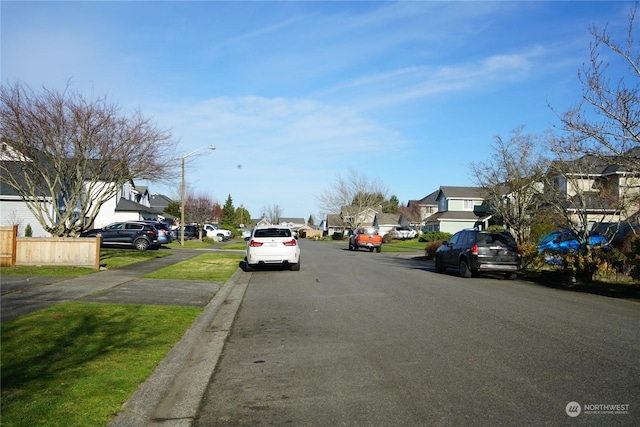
[143,221,173,244]
[245,225,300,271]
[80,221,161,251]
[388,226,418,240]
[172,225,203,241]
[349,227,383,252]
[204,223,233,241]
[537,230,608,254]
[435,229,520,279]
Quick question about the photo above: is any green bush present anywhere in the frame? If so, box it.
[24,224,32,237]
[332,232,344,240]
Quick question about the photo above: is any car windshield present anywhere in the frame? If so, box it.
[254,228,292,238]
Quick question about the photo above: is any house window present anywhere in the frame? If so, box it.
[463,200,474,210]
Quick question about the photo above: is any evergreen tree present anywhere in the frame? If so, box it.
[164,201,181,218]
[221,195,236,228]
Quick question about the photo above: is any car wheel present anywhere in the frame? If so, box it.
[376,246,381,253]
[505,272,518,280]
[348,242,354,251]
[291,260,300,271]
[459,259,472,278]
[435,255,445,273]
[134,238,150,251]
[369,247,374,252]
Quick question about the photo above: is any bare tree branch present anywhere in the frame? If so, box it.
[0,82,178,236]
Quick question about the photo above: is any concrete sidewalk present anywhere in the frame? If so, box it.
[1,248,251,426]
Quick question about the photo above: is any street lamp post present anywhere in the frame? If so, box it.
[181,145,216,245]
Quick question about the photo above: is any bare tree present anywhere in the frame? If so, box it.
[317,169,388,230]
[0,82,177,236]
[469,126,550,244]
[261,204,283,225]
[556,4,640,166]
[185,192,215,239]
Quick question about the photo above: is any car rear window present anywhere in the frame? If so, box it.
[358,228,376,235]
[477,232,516,247]
[254,228,292,238]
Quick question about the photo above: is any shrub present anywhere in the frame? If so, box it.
[25,224,32,237]
[332,232,344,240]
[382,233,394,243]
[520,242,546,270]
[628,237,640,281]
[425,240,444,259]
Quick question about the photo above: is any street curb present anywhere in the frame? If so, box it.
[108,268,251,427]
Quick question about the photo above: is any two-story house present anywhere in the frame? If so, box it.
[422,186,491,234]
[547,151,640,228]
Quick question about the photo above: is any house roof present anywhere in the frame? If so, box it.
[375,213,400,225]
[424,210,486,224]
[115,198,159,215]
[280,217,306,225]
[326,213,348,228]
[439,186,486,199]
[410,189,439,206]
[550,150,640,177]
[150,193,175,209]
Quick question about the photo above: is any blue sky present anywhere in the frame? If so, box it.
[2,1,635,221]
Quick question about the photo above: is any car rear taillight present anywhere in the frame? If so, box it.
[283,239,297,246]
[471,244,478,255]
[147,229,158,236]
[249,240,263,247]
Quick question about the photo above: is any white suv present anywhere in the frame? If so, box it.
[245,226,300,271]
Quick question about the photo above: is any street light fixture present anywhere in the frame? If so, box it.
[181,145,216,245]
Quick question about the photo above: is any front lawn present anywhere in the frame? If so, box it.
[1,302,202,427]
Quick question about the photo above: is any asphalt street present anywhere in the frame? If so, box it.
[195,239,640,426]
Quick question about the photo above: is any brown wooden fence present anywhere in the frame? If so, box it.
[0,225,18,267]
[0,226,100,269]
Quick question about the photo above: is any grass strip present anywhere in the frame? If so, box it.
[219,241,247,250]
[143,253,244,282]
[0,249,171,276]
[1,302,201,427]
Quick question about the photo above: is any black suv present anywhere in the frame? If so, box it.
[435,229,520,279]
[80,221,161,250]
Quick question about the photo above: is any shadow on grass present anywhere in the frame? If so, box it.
[1,303,192,397]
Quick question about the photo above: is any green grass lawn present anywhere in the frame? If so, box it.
[144,253,244,281]
[1,302,202,427]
